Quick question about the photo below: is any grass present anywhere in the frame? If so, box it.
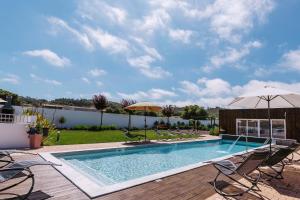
[43,130,202,146]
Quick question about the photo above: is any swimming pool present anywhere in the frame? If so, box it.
[41,139,264,198]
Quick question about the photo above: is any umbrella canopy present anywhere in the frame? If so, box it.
[126,102,162,112]
[125,102,162,141]
[0,98,7,103]
[229,86,300,109]
[229,86,300,152]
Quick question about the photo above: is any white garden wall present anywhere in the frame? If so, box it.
[0,123,29,148]
[13,106,218,129]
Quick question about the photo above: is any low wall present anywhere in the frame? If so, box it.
[0,123,29,149]
[13,106,217,129]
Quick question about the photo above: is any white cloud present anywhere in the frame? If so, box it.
[168,29,193,44]
[77,0,127,24]
[117,88,176,100]
[0,74,19,85]
[23,49,70,68]
[131,37,163,60]
[84,26,129,54]
[253,67,272,77]
[180,78,231,97]
[203,40,262,72]
[148,0,274,43]
[127,55,171,79]
[149,0,189,10]
[81,77,90,84]
[280,49,300,71]
[177,78,300,107]
[185,0,275,43]
[88,68,107,77]
[179,80,202,95]
[96,81,103,87]
[48,17,93,51]
[30,73,62,86]
[44,79,62,86]
[135,9,171,34]
[79,92,112,99]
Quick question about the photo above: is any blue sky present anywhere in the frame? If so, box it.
[1,0,300,107]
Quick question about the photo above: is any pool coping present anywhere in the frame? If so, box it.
[39,139,269,198]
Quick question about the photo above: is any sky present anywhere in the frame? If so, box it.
[1,0,300,107]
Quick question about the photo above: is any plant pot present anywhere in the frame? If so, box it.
[29,134,42,149]
[42,128,49,137]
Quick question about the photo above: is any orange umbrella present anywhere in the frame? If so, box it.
[126,102,162,141]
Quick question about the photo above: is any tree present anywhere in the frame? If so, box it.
[120,99,137,131]
[162,105,175,128]
[181,105,208,120]
[0,89,21,105]
[93,94,109,130]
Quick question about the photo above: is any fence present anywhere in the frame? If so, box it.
[13,106,218,129]
[0,113,36,124]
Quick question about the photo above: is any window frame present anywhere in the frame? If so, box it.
[236,118,286,139]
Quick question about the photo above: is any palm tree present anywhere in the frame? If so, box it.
[93,94,108,130]
[162,105,175,129]
[121,99,136,131]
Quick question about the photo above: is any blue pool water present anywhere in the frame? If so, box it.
[55,140,262,185]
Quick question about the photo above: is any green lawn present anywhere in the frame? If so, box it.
[44,130,201,146]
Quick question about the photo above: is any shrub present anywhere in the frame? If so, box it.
[58,116,66,125]
[101,125,117,130]
[131,126,140,130]
[72,125,88,130]
[198,124,209,131]
[210,126,219,136]
[171,123,177,129]
[88,125,98,131]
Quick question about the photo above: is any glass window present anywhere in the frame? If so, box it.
[260,120,270,138]
[247,120,258,137]
[272,120,285,139]
[237,120,247,135]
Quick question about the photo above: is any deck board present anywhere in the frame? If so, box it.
[1,143,300,200]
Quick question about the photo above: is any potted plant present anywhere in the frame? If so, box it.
[42,119,50,137]
[27,123,43,149]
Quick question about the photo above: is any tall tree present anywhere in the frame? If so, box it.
[120,99,136,131]
[162,105,175,128]
[181,105,208,120]
[93,94,109,130]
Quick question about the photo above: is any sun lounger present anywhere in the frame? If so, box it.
[122,129,144,142]
[258,146,295,180]
[0,150,36,168]
[0,160,60,200]
[212,150,269,197]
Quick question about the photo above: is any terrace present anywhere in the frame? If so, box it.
[1,139,300,200]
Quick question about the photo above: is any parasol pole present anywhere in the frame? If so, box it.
[144,107,147,141]
[267,96,272,153]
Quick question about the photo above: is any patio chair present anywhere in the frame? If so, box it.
[258,146,296,180]
[286,142,300,163]
[0,160,60,200]
[122,129,144,142]
[155,129,175,138]
[0,150,37,168]
[212,150,269,197]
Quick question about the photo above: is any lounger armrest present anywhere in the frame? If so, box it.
[213,161,236,174]
[0,167,26,172]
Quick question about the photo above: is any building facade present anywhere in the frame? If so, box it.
[219,108,300,142]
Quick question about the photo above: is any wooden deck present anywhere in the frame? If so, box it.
[2,141,300,200]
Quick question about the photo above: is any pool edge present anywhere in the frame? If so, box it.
[39,140,268,198]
